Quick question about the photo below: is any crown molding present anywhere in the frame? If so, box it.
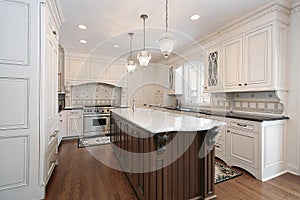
[291,0,300,13]
[63,46,127,63]
[46,0,65,28]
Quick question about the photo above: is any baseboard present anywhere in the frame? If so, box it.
[287,164,299,175]
[262,170,288,182]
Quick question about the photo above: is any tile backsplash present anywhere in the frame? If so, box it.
[181,91,284,115]
[66,82,122,107]
[230,91,284,114]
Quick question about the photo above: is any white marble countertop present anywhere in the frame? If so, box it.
[111,108,226,133]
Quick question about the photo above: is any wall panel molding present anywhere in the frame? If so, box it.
[0,135,29,190]
[0,0,30,65]
[0,77,29,130]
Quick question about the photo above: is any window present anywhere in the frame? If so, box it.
[182,61,207,103]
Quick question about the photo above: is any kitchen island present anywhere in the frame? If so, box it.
[110,108,225,200]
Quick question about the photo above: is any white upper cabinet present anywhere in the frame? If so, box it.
[200,3,289,93]
[65,57,87,80]
[221,23,287,92]
[222,37,243,90]
[244,26,272,89]
[204,44,223,93]
[106,62,126,85]
[88,59,107,81]
[64,52,127,87]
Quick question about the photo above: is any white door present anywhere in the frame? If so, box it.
[244,26,272,89]
[0,0,42,199]
[222,37,243,91]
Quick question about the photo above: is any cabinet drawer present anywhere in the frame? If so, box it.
[48,130,59,147]
[46,139,58,181]
[227,119,259,132]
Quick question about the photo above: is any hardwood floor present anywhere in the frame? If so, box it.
[45,140,300,200]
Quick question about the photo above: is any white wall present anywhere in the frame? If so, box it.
[287,0,300,175]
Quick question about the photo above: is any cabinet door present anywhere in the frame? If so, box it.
[227,128,258,169]
[65,57,87,80]
[68,111,83,136]
[244,26,272,89]
[222,37,243,91]
[88,60,107,81]
[58,111,68,141]
[174,66,183,94]
[204,44,222,92]
[107,63,126,84]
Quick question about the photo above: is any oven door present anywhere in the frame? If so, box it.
[83,114,110,136]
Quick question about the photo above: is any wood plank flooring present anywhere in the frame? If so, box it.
[45,140,300,200]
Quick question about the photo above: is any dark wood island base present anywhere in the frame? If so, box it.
[111,113,220,200]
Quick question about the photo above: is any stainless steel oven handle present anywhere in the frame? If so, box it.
[84,114,110,117]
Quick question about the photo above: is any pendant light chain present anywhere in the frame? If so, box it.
[166,0,168,32]
[129,33,133,60]
[143,17,146,51]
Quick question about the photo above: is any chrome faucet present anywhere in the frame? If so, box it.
[132,99,136,112]
[132,99,143,112]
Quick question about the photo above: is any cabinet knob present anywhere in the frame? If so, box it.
[244,83,248,86]
[227,130,230,133]
[238,84,242,86]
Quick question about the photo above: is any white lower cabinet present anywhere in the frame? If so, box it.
[46,132,58,181]
[67,110,83,137]
[215,117,286,181]
[58,110,68,143]
[226,119,259,177]
[209,116,227,161]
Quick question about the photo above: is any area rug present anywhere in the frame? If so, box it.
[215,161,242,184]
[78,136,110,148]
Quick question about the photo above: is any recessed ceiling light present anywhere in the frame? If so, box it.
[79,39,87,44]
[114,44,120,48]
[78,24,87,30]
[191,14,200,21]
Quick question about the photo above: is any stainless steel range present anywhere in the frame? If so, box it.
[83,106,113,136]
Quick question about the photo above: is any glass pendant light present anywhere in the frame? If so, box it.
[126,33,137,74]
[157,0,176,59]
[137,14,151,67]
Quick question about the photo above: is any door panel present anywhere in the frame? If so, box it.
[222,37,243,90]
[244,26,272,88]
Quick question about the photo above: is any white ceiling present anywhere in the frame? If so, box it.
[59,0,274,60]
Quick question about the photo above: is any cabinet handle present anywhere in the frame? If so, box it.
[53,30,57,35]
[237,123,247,127]
[50,131,59,138]
[238,84,242,86]
[244,83,248,86]
[204,86,208,89]
[227,130,230,133]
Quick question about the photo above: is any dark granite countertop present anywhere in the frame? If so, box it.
[63,107,83,110]
[160,106,289,122]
